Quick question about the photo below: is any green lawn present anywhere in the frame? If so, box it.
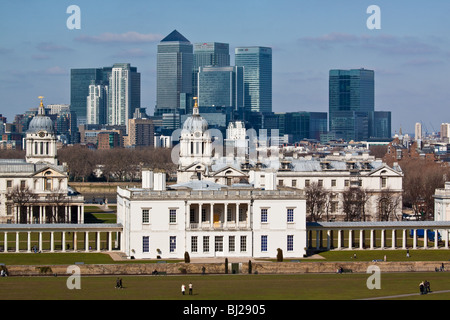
[0,273,448,300]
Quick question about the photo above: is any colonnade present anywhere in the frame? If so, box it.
[307,221,450,251]
[187,202,250,230]
[0,225,122,253]
[15,204,84,224]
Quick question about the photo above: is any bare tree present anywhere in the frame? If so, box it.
[378,188,402,221]
[305,182,328,222]
[342,187,370,221]
[7,186,37,224]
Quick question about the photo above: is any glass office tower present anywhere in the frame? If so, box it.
[155,30,193,117]
[329,68,374,141]
[70,68,104,125]
[197,66,244,111]
[71,65,140,127]
[193,42,230,103]
[235,47,272,114]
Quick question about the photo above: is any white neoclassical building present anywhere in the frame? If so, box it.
[117,103,307,259]
[0,98,84,224]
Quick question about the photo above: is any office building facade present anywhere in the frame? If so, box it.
[329,69,374,141]
[235,47,272,114]
[155,30,193,117]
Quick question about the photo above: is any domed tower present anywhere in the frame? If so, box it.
[25,97,58,165]
[178,98,213,168]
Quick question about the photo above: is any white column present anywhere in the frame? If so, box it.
[39,232,43,252]
[62,232,66,252]
[424,229,428,249]
[77,206,81,224]
[224,203,228,229]
[85,232,89,252]
[370,229,374,250]
[434,230,439,249]
[80,205,84,224]
[16,232,19,252]
[27,232,31,253]
[359,230,364,249]
[391,229,396,249]
[337,230,342,250]
[348,230,352,249]
[327,230,331,250]
[39,206,43,224]
[108,231,112,251]
[3,232,7,252]
[199,203,203,228]
[74,232,77,251]
[413,229,417,249]
[50,231,54,252]
[210,203,214,229]
[402,229,407,249]
[445,230,449,249]
[97,231,101,251]
[381,229,385,249]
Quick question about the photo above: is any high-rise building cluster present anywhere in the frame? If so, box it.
[1,29,398,151]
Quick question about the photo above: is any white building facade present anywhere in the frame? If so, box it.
[117,177,306,260]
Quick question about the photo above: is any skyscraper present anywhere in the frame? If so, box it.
[155,30,193,117]
[329,68,375,141]
[70,68,104,125]
[193,42,230,103]
[71,64,140,127]
[235,47,272,114]
[86,82,108,125]
[197,66,244,111]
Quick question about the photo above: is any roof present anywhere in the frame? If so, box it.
[160,30,190,43]
[169,179,228,191]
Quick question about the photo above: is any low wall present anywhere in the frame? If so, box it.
[4,261,448,276]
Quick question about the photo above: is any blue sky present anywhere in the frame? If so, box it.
[0,0,449,134]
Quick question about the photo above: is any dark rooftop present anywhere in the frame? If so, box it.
[161,30,190,43]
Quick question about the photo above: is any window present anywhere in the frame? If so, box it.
[6,205,12,216]
[202,208,207,222]
[6,180,12,189]
[344,180,349,187]
[142,236,149,253]
[381,177,387,188]
[20,180,26,190]
[191,236,198,253]
[227,207,232,222]
[261,208,268,223]
[261,235,268,252]
[203,236,209,252]
[239,208,245,222]
[169,236,176,252]
[169,209,177,223]
[278,179,284,186]
[287,235,294,251]
[318,180,323,187]
[190,208,195,223]
[292,180,297,187]
[229,236,235,252]
[240,236,247,252]
[215,236,223,252]
[287,208,294,223]
[331,179,337,187]
[305,179,310,187]
[142,209,149,224]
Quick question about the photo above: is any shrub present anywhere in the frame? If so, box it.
[277,248,283,262]
[184,251,190,263]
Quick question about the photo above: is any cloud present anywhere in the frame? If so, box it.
[36,42,73,52]
[113,48,149,58]
[75,31,163,44]
[298,33,441,56]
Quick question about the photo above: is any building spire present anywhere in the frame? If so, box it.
[38,96,45,115]
[193,97,199,116]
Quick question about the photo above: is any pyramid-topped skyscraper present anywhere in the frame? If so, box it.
[155,30,193,121]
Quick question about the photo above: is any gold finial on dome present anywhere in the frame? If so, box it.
[38,96,45,115]
[193,97,199,115]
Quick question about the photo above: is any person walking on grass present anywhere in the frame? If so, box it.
[189,282,193,295]
[181,284,186,295]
